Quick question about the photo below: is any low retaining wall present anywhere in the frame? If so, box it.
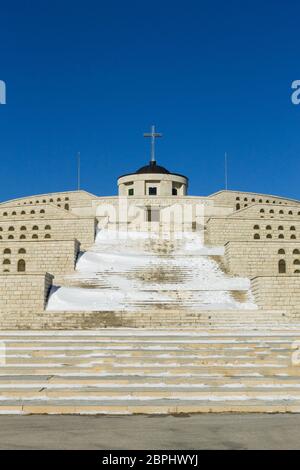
[251,276,300,310]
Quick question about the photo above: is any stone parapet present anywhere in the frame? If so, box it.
[0,273,53,314]
[251,276,300,310]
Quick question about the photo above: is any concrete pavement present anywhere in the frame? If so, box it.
[0,414,299,449]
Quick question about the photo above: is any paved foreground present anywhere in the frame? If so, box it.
[0,414,299,449]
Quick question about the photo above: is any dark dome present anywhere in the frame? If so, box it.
[135,161,170,174]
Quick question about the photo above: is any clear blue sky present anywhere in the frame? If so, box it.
[0,0,300,200]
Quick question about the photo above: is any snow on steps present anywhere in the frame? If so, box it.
[47,230,257,313]
[0,328,300,414]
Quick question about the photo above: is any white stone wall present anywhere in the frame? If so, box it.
[251,276,300,310]
[225,241,300,276]
[0,240,80,275]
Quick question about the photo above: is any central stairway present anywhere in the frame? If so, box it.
[0,328,300,414]
[47,229,257,313]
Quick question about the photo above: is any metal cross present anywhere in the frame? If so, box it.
[143,125,162,162]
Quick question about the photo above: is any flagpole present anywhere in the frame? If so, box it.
[77,152,81,191]
[225,152,228,190]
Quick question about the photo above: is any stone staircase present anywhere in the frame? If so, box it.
[9,228,298,414]
[47,230,257,313]
[0,328,300,414]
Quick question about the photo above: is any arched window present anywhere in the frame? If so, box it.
[266,234,272,239]
[3,212,7,216]
[266,200,269,203]
[251,198,255,202]
[279,210,284,214]
[8,226,14,231]
[20,226,26,231]
[298,212,300,216]
[21,211,26,215]
[259,199,262,203]
[18,248,26,254]
[254,233,260,240]
[40,209,45,214]
[32,234,38,239]
[3,248,11,254]
[293,259,300,265]
[42,199,46,203]
[291,235,297,240]
[35,200,39,204]
[30,210,35,214]
[244,197,248,201]
[236,203,240,210]
[253,225,260,230]
[295,270,300,274]
[57,198,61,201]
[0,236,3,240]
[64,204,69,210]
[12,211,16,216]
[236,196,240,201]
[3,259,10,265]
[269,209,274,214]
[0,228,2,232]
[65,197,69,201]
[8,235,14,240]
[17,259,25,272]
[260,209,265,213]
[278,249,285,254]
[266,225,272,230]
[19,235,26,240]
[32,225,38,230]
[278,226,284,230]
[289,211,293,215]
[44,233,51,239]
[45,225,51,230]
[50,198,53,202]
[290,226,296,231]
[293,249,300,255]
[278,259,286,274]
[279,234,284,239]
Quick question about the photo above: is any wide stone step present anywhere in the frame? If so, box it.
[0,365,297,376]
[1,387,300,400]
[2,376,300,388]
[0,339,297,348]
[0,355,291,366]
[1,399,300,414]
[0,348,292,357]
[1,374,300,387]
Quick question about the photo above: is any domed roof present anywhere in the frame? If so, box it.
[135,161,170,174]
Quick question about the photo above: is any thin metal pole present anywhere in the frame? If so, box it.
[77,152,81,191]
[224,152,228,190]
